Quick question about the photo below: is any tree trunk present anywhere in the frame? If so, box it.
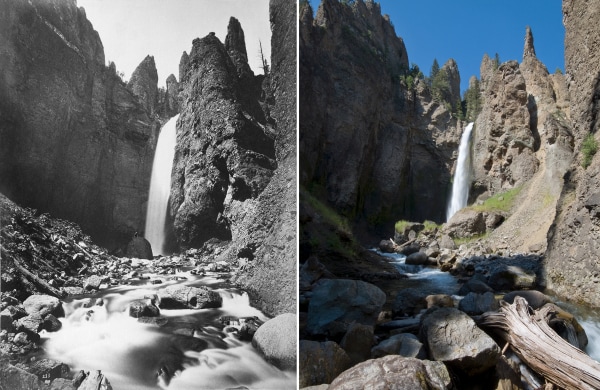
[478,297,600,390]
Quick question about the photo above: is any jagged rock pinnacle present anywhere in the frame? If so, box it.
[524,26,536,59]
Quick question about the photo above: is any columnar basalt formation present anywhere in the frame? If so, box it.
[545,0,600,306]
[0,0,159,250]
[300,0,462,237]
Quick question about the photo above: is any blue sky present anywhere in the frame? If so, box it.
[307,0,564,95]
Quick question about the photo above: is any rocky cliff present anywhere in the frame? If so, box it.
[544,0,600,305]
[170,4,296,316]
[0,0,160,250]
[300,0,462,239]
[465,26,573,254]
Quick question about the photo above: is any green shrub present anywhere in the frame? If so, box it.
[582,133,598,169]
[472,186,522,213]
[395,220,411,234]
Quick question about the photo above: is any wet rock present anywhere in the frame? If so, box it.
[420,307,500,375]
[306,279,386,338]
[371,333,427,359]
[238,317,263,341]
[158,285,222,309]
[128,299,160,318]
[23,294,62,318]
[488,265,536,290]
[78,370,113,390]
[83,275,103,291]
[125,237,153,260]
[458,292,499,315]
[405,251,429,265]
[339,323,374,365]
[328,356,451,390]
[299,340,352,388]
[379,240,396,253]
[42,314,63,332]
[503,290,552,309]
[252,313,296,370]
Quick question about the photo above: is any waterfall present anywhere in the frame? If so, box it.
[144,114,179,255]
[446,122,474,221]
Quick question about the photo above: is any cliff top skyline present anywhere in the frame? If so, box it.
[308,0,564,94]
[79,0,271,86]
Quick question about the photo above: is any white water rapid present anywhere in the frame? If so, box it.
[145,114,179,255]
[446,122,474,221]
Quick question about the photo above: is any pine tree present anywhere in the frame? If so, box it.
[430,58,440,80]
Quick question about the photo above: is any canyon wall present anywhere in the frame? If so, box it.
[0,0,160,250]
[300,0,463,238]
[544,0,600,305]
[170,1,296,316]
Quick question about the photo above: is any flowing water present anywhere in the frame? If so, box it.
[41,269,295,389]
[145,115,179,255]
[447,122,474,221]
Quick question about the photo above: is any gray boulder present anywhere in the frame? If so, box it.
[125,236,153,259]
[23,294,62,317]
[458,292,499,315]
[503,290,552,309]
[328,356,451,390]
[392,288,426,317]
[252,313,296,370]
[83,275,103,291]
[443,209,487,238]
[299,340,352,388]
[371,333,427,359]
[420,307,500,375]
[78,370,113,390]
[16,313,44,333]
[339,323,374,365]
[405,251,429,265]
[458,278,494,295]
[158,285,222,309]
[306,279,385,338]
[489,266,536,290]
[128,299,160,318]
[299,256,335,291]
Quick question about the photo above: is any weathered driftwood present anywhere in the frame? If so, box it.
[389,238,416,251]
[478,296,600,390]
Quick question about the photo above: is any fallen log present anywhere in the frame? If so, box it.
[478,296,600,390]
[2,247,65,298]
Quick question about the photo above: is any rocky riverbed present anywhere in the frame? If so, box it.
[1,194,295,389]
[299,221,598,389]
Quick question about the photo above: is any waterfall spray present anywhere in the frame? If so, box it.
[144,114,179,255]
[447,122,474,221]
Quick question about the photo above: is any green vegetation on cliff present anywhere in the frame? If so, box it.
[581,133,598,168]
[473,186,523,213]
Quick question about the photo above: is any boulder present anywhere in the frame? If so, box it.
[49,378,76,390]
[339,323,375,365]
[328,356,451,390]
[78,370,113,390]
[420,307,500,375]
[488,266,536,290]
[405,251,429,265]
[158,285,222,309]
[125,237,153,260]
[503,290,552,309]
[379,240,396,253]
[457,278,494,295]
[0,308,15,332]
[299,256,335,291]
[439,234,456,250]
[458,292,499,315]
[42,314,63,332]
[83,275,103,291]
[425,294,454,309]
[392,288,427,317]
[16,313,44,333]
[23,294,62,317]
[0,358,43,390]
[299,340,352,388]
[306,279,385,338]
[444,209,487,238]
[252,313,296,370]
[128,299,160,318]
[371,333,427,359]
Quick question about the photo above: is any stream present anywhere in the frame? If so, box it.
[378,250,600,363]
[40,263,295,389]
